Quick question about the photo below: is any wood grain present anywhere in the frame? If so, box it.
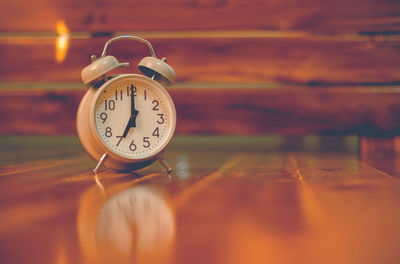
[0,0,400,32]
[1,136,400,264]
[1,86,400,135]
[172,87,400,135]
[1,38,400,84]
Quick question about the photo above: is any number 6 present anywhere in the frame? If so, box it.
[129,140,137,151]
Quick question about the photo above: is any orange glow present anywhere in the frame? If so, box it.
[77,179,175,264]
[55,237,68,264]
[56,20,69,63]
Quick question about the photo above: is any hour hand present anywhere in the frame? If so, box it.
[122,114,138,138]
[122,120,132,138]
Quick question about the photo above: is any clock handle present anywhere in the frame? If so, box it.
[101,35,176,86]
[101,35,156,58]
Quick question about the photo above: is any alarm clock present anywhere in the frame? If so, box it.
[76,35,176,173]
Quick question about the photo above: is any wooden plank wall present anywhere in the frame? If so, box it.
[2,88,400,135]
[1,0,400,32]
[0,0,400,135]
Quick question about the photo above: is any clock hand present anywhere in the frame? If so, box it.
[122,114,139,138]
[130,84,139,127]
[122,85,139,138]
[122,120,132,138]
[131,84,139,116]
[131,109,139,127]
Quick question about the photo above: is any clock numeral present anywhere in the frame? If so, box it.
[152,127,160,138]
[104,100,115,111]
[128,84,137,97]
[144,90,147,101]
[129,140,137,151]
[105,127,112,137]
[100,112,107,123]
[152,100,159,111]
[157,113,165,124]
[115,90,123,101]
[143,137,150,148]
[116,136,123,146]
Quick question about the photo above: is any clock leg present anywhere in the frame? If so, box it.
[93,153,108,173]
[156,155,172,174]
[94,172,106,195]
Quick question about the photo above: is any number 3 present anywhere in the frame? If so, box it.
[157,114,164,124]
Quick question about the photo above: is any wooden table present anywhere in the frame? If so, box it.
[0,136,399,264]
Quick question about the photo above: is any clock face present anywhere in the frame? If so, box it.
[92,75,176,161]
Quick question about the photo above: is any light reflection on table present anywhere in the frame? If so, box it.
[77,177,175,264]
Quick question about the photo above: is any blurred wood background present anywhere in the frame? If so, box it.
[2,3,400,263]
[0,0,400,136]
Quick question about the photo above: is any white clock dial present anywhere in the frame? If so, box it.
[92,75,176,161]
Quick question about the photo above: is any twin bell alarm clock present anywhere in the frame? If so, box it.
[76,36,176,173]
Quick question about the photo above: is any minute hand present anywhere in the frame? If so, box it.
[130,85,139,126]
[121,85,139,138]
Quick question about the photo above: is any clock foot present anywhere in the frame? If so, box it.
[93,153,108,173]
[156,155,172,174]
[94,172,106,195]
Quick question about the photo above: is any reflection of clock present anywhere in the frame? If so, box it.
[77,183,175,264]
[76,35,176,173]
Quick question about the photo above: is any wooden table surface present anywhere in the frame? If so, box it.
[1,136,400,264]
